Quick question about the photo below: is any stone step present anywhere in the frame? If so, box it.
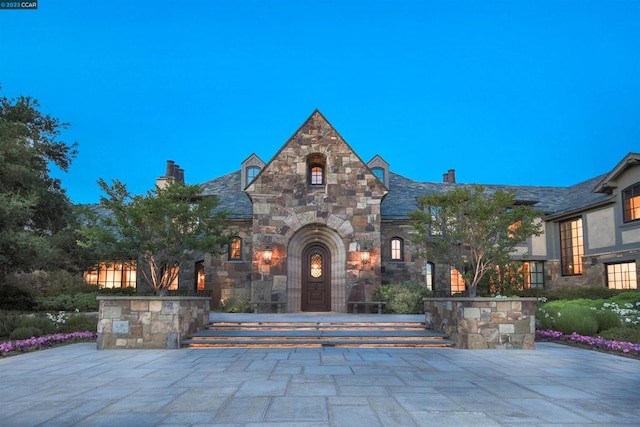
[182,339,454,348]
[206,323,427,331]
[189,330,447,339]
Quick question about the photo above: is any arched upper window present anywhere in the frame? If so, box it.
[391,237,404,261]
[228,237,242,261]
[307,153,326,186]
[246,166,260,185]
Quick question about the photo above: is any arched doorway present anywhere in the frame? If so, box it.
[301,243,331,311]
[287,224,347,312]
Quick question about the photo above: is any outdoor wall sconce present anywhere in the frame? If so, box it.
[360,247,371,265]
[263,247,273,264]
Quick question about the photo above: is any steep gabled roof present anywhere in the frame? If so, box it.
[200,170,252,219]
[593,152,640,194]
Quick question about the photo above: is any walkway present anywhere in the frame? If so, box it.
[0,342,639,426]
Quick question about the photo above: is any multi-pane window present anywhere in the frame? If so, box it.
[523,261,545,289]
[623,183,640,223]
[451,267,466,294]
[425,262,434,291]
[560,218,584,276]
[607,262,638,290]
[195,260,205,291]
[391,237,404,261]
[84,260,137,289]
[229,237,242,261]
[162,265,179,291]
[247,166,260,184]
[311,166,323,185]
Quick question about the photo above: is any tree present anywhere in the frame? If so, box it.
[409,185,542,297]
[79,179,231,296]
[0,89,80,281]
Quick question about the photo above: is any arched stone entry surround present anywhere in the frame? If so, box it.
[287,224,347,312]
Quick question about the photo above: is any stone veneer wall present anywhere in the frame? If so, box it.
[424,298,537,350]
[97,296,210,349]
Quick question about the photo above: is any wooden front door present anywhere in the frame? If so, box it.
[302,243,331,312]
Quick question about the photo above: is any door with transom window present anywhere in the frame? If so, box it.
[301,243,331,311]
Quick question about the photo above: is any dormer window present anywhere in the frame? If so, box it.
[307,153,326,186]
[247,166,260,185]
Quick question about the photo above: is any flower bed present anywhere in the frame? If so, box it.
[0,331,97,357]
[536,329,640,358]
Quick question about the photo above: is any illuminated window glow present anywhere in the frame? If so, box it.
[391,237,403,261]
[84,260,137,289]
[311,166,323,185]
[623,183,640,223]
[451,268,466,293]
[607,262,638,290]
[229,237,242,260]
[523,261,545,289]
[310,254,322,278]
[560,218,584,276]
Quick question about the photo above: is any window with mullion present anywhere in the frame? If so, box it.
[623,183,640,223]
[607,262,638,290]
[560,218,584,276]
[390,237,403,261]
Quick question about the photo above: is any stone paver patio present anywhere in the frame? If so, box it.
[0,342,639,426]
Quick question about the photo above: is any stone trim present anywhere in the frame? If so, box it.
[424,297,537,350]
[97,296,210,349]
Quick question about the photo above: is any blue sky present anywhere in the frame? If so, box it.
[1,1,638,204]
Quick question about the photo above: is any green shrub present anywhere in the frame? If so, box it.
[372,285,394,303]
[33,270,96,297]
[58,314,98,333]
[0,311,23,338]
[546,287,623,301]
[19,316,57,335]
[554,306,598,336]
[220,298,250,313]
[9,326,43,340]
[98,286,137,296]
[599,326,640,343]
[36,293,100,312]
[0,285,36,311]
[593,310,622,332]
[372,282,431,314]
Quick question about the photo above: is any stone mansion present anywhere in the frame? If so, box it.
[84,110,640,312]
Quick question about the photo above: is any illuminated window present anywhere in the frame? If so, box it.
[229,237,242,261]
[307,153,326,186]
[372,167,384,181]
[195,260,205,291]
[310,254,322,278]
[84,260,137,289]
[162,265,179,290]
[391,237,403,261]
[425,262,434,291]
[623,183,640,223]
[508,220,522,238]
[311,166,323,185]
[560,218,584,276]
[451,267,466,294]
[246,166,260,184]
[523,261,545,289]
[607,262,638,290]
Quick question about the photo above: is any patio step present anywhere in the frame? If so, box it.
[182,314,453,348]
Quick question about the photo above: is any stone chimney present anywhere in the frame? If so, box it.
[156,160,185,188]
[443,169,456,183]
